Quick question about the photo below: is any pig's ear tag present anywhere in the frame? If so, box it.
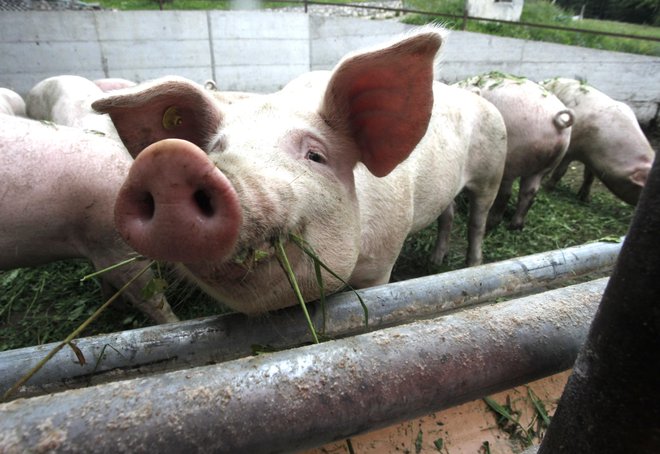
[162,106,184,130]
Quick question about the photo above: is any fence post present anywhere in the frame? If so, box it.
[304,0,308,13]
[462,7,468,30]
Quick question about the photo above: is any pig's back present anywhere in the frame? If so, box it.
[544,78,653,164]
[407,83,506,232]
[0,116,130,267]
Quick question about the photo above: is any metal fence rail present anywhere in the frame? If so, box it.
[0,240,620,400]
[0,278,607,453]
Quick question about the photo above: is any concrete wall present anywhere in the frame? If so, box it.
[1,10,658,123]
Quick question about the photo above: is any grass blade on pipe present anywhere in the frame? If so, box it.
[2,261,154,402]
[275,237,319,344]
[289,234,369,328]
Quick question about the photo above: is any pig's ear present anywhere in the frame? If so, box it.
[320,27,444,177]
[92,77,220,158]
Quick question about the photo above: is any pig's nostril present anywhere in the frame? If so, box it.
[193,189,215,218]
[136,192,155,221]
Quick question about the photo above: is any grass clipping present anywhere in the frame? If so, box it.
[2,258,153,401]
[275,234,368,344]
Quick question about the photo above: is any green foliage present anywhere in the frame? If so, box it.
[403,0,660,56]
[0,261,222,351]
[556,0,660,25]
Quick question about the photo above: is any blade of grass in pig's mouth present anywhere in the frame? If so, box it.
[231,243,273,269]
[208,235,290,281]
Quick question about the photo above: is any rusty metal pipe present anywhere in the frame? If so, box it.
[0,240,619,398]
[0,278,606,453]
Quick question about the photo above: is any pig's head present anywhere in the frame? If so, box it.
[92,26,443,314]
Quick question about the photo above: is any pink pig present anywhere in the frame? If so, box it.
[26,75,120,141]
[541,77,655,205]
[93,78,137,92]
[457,73,575,230]
[0,115,178,324]
[92,27,507,314]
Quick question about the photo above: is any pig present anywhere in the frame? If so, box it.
[94,78,137,92]
[0,115,178,324]
[26,75,120,141]
[203,79,260,105]
[540,77,655,205]
[92,26,507,315]
[456,73,574,230]
[0,88,26,117]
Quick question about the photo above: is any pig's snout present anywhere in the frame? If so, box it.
[114,139,242,263]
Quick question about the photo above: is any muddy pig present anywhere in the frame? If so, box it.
[0,88,26,117]
[26,75,120,141]
[457,72,574,230]
[92,26,507,315]
[541,77,655,205]
[0,115,178,323]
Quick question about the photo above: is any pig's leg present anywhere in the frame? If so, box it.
[508,174,544,230]
[546,156,571,190]
[577,166,595,202]
[465,189,497,266]
[93,257,179,324]
[486,177,514,231]
[430,202,455,266]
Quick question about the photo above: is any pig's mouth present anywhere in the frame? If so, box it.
[178,231,320,314]
[183,232,303,285]
[222,239,280,281]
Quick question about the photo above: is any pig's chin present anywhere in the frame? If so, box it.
[178,238,326,314]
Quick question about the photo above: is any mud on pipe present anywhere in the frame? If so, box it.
[0,241,620,399]
[0,279,605,453]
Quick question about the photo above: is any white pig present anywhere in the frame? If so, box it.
[26,75,120,141]
[540,77,656,205]
[92,27,507,315]
[94,78,137,92]
[0,115,178,324]
[0,88,26,117]
[457,73,574,230]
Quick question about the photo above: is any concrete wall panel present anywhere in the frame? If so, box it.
[0,11,658,124]
[214,64,309,92]
[214,38,308,66]
[209,11,308,39]
[100,40,212,71]
[94,11,209,41]
[0,12,98,42]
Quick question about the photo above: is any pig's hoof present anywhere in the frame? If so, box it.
[430,252,447,266]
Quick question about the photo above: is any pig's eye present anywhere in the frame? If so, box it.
[306,149,326,164]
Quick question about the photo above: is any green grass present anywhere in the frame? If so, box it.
[392,167,634,281]
[0,164,635,351]
[402,0,660,56]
